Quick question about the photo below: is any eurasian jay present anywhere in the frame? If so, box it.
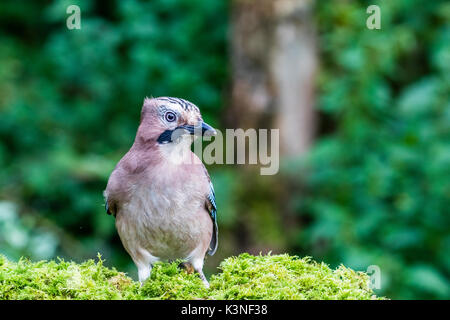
[104,97,218,287]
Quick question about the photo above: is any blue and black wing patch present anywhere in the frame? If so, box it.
[206,182,218,255]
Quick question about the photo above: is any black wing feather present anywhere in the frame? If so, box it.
[104,193,116,217]
[203,166,218,256]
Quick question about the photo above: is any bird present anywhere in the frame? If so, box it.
[104,96,218,287]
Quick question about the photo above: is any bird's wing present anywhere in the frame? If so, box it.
[104,191,116,217]
[203,165,218,256]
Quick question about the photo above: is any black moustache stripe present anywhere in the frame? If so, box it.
[157,129,175,144]
[156,126,196,144]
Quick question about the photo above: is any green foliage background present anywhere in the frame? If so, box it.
[0,0,448,299]
[0,0,228,270]
[288,0,449,299]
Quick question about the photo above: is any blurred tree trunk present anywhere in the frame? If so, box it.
[228,0,317,156]
[226,0,317,254]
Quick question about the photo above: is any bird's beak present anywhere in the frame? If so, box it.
[179,122,217,137]
[201,122,217,137]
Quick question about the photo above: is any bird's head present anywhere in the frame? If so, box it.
[136,97,216,148]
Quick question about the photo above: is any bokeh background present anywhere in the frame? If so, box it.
[0,0,449,299]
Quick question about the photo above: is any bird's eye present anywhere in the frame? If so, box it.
[165,111,176,122]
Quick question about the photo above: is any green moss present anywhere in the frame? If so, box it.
[209,253,381,300]
[0,253,383,300]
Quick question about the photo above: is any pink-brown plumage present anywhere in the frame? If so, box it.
[104,97,217,286]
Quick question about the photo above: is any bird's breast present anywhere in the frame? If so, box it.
[115,171,210,260]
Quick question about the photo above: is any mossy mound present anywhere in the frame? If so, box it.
[209,253,381,300]
[0,253,382,300]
